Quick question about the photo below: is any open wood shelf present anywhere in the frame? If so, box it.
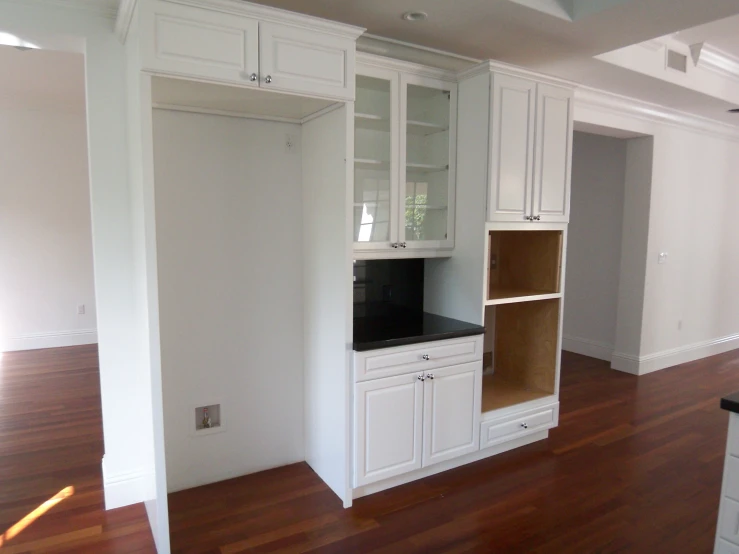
[487,230,563,304]
[481,373,553,413]
[482,298,559,413]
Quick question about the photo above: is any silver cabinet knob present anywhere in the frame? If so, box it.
[521,422,528,429]
[426,373,434,380]
[422,354,430,361]
[265,75,273,84]
[391,243,398,248]
[400,242,407,248]
[417,374,425,381]
[534,215,541,221]
[249,73,258,82]
[525,216,532,221]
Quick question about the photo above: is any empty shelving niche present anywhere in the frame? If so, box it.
[487,230,563,304]
[482,299,559,413]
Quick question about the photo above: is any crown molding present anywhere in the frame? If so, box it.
[457,60,578,89]
[698,45,739,83]
[357,34,478,73]
[3,0,118,19]
[161,0,364,39]
[115,0,137,43]
[575,86,739,142]
[357,52,457,82]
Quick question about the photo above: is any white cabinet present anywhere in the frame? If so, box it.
[485,72,573,223]
[354,358,482,487]
[488,74,536,223]
[141,0,362,101]
[354,373,423,487]
[716,413,739,553]
[353,56,457,258]
[423,363,481,466]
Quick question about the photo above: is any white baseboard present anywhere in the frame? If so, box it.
[562,335,614,362]
[2,329,97,352]
[102,457,149,510]
[613,333,739,376]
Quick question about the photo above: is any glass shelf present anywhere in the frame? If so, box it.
[406,162,449,173]
[355,113,390,132]
[407,120,448,136]
[355,158,390,171]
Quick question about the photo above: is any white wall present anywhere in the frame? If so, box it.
[575,93,739,374]
[0,0,158,517]
[152,109,305,493]
[562,132,627,361]
[0,50,97,351]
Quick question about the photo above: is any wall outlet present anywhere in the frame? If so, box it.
[77,304,86,315]
[658,252,668,264]
[285,134,296,153]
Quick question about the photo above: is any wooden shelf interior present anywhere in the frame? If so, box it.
[488,230,563,302]
[482,299,559,413]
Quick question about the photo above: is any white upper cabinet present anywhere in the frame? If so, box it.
[141,0,363,101]
[353,55,457,258]
[488,74,536,223]
[532,84,573,222]
[259,22,355,100]
[484,70,574,223]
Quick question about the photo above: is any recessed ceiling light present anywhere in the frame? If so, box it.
[402,11,428,22]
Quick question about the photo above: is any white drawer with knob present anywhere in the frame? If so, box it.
[353,335,484,382]
[480,403,559,450]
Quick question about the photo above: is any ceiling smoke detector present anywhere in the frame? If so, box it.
[402,11,428,22]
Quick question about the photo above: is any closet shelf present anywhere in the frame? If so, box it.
[485,289,562,306]
[406,162,449,173]
[407,120,448,136]
[481,373,553,414]
[355,158,390,171]
[355,113,390,132]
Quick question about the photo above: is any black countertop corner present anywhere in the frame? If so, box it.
[721,391,739,414]
[353,312,484,352]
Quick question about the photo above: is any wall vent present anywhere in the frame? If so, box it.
[666,49,688,73]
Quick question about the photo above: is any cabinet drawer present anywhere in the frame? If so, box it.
[718,539,739,554]
[142,0,259,85]
[720,498,739,546]
[354,335,483,382]
[480,403,558,449]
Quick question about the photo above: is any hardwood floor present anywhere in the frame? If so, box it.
[0,345,155,553]
[3,346,739,552]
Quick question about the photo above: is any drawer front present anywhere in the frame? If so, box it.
[717,539,739,554]
[259,22,355,101]
[720,498,739,546]
[354,335,484,382]
[480,403,559,450]
[143,0,259,86]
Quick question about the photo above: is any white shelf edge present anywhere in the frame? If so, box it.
[484,292,562,306]
[480,394,559,422]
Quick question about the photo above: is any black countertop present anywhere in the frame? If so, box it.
[721,391,739,414]
[353,311,484,352]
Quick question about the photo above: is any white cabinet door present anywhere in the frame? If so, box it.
[259,22,355,101]
[354,373,423,487]
[532,84,572,223]
[422,362,481,467]
[143,0,259,86]
[488,73,536,223]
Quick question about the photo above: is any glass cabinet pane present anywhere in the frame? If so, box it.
[404,83,450,242]
[354,75,393,244]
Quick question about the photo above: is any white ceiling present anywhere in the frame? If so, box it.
[674,14,739,59]
[250,0,739,66]
[0,46,85,112]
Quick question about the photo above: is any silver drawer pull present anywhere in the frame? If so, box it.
[426,373,434,380]
[417,374,425,381]
[521,422,528,429]
[422,354,430,361]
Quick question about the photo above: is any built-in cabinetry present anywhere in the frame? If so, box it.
[140,0,359,101]
[715,411,739,553]
[353,55,457,258]
[354,336,482,487]
[486,72,573,223]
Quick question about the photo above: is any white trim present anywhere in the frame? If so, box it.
[115,0,138,44]
[562,335,614,362]
[575,86,739,143]
[152,103,303,124]
[102,458,149,510]
[357,52,458,82]
[358,34,480,68]
[352,430,548,499]
[161,0,364,39]
[458,60,578,89]
[698,45,739,83]
[2,329,98,352]
[300,102,344,124]
[612,333,739,376]
[639,39,665,52]
[1,0,118,18]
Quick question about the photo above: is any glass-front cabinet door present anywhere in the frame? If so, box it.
[400,74,456,250]
[353,68,399,250]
